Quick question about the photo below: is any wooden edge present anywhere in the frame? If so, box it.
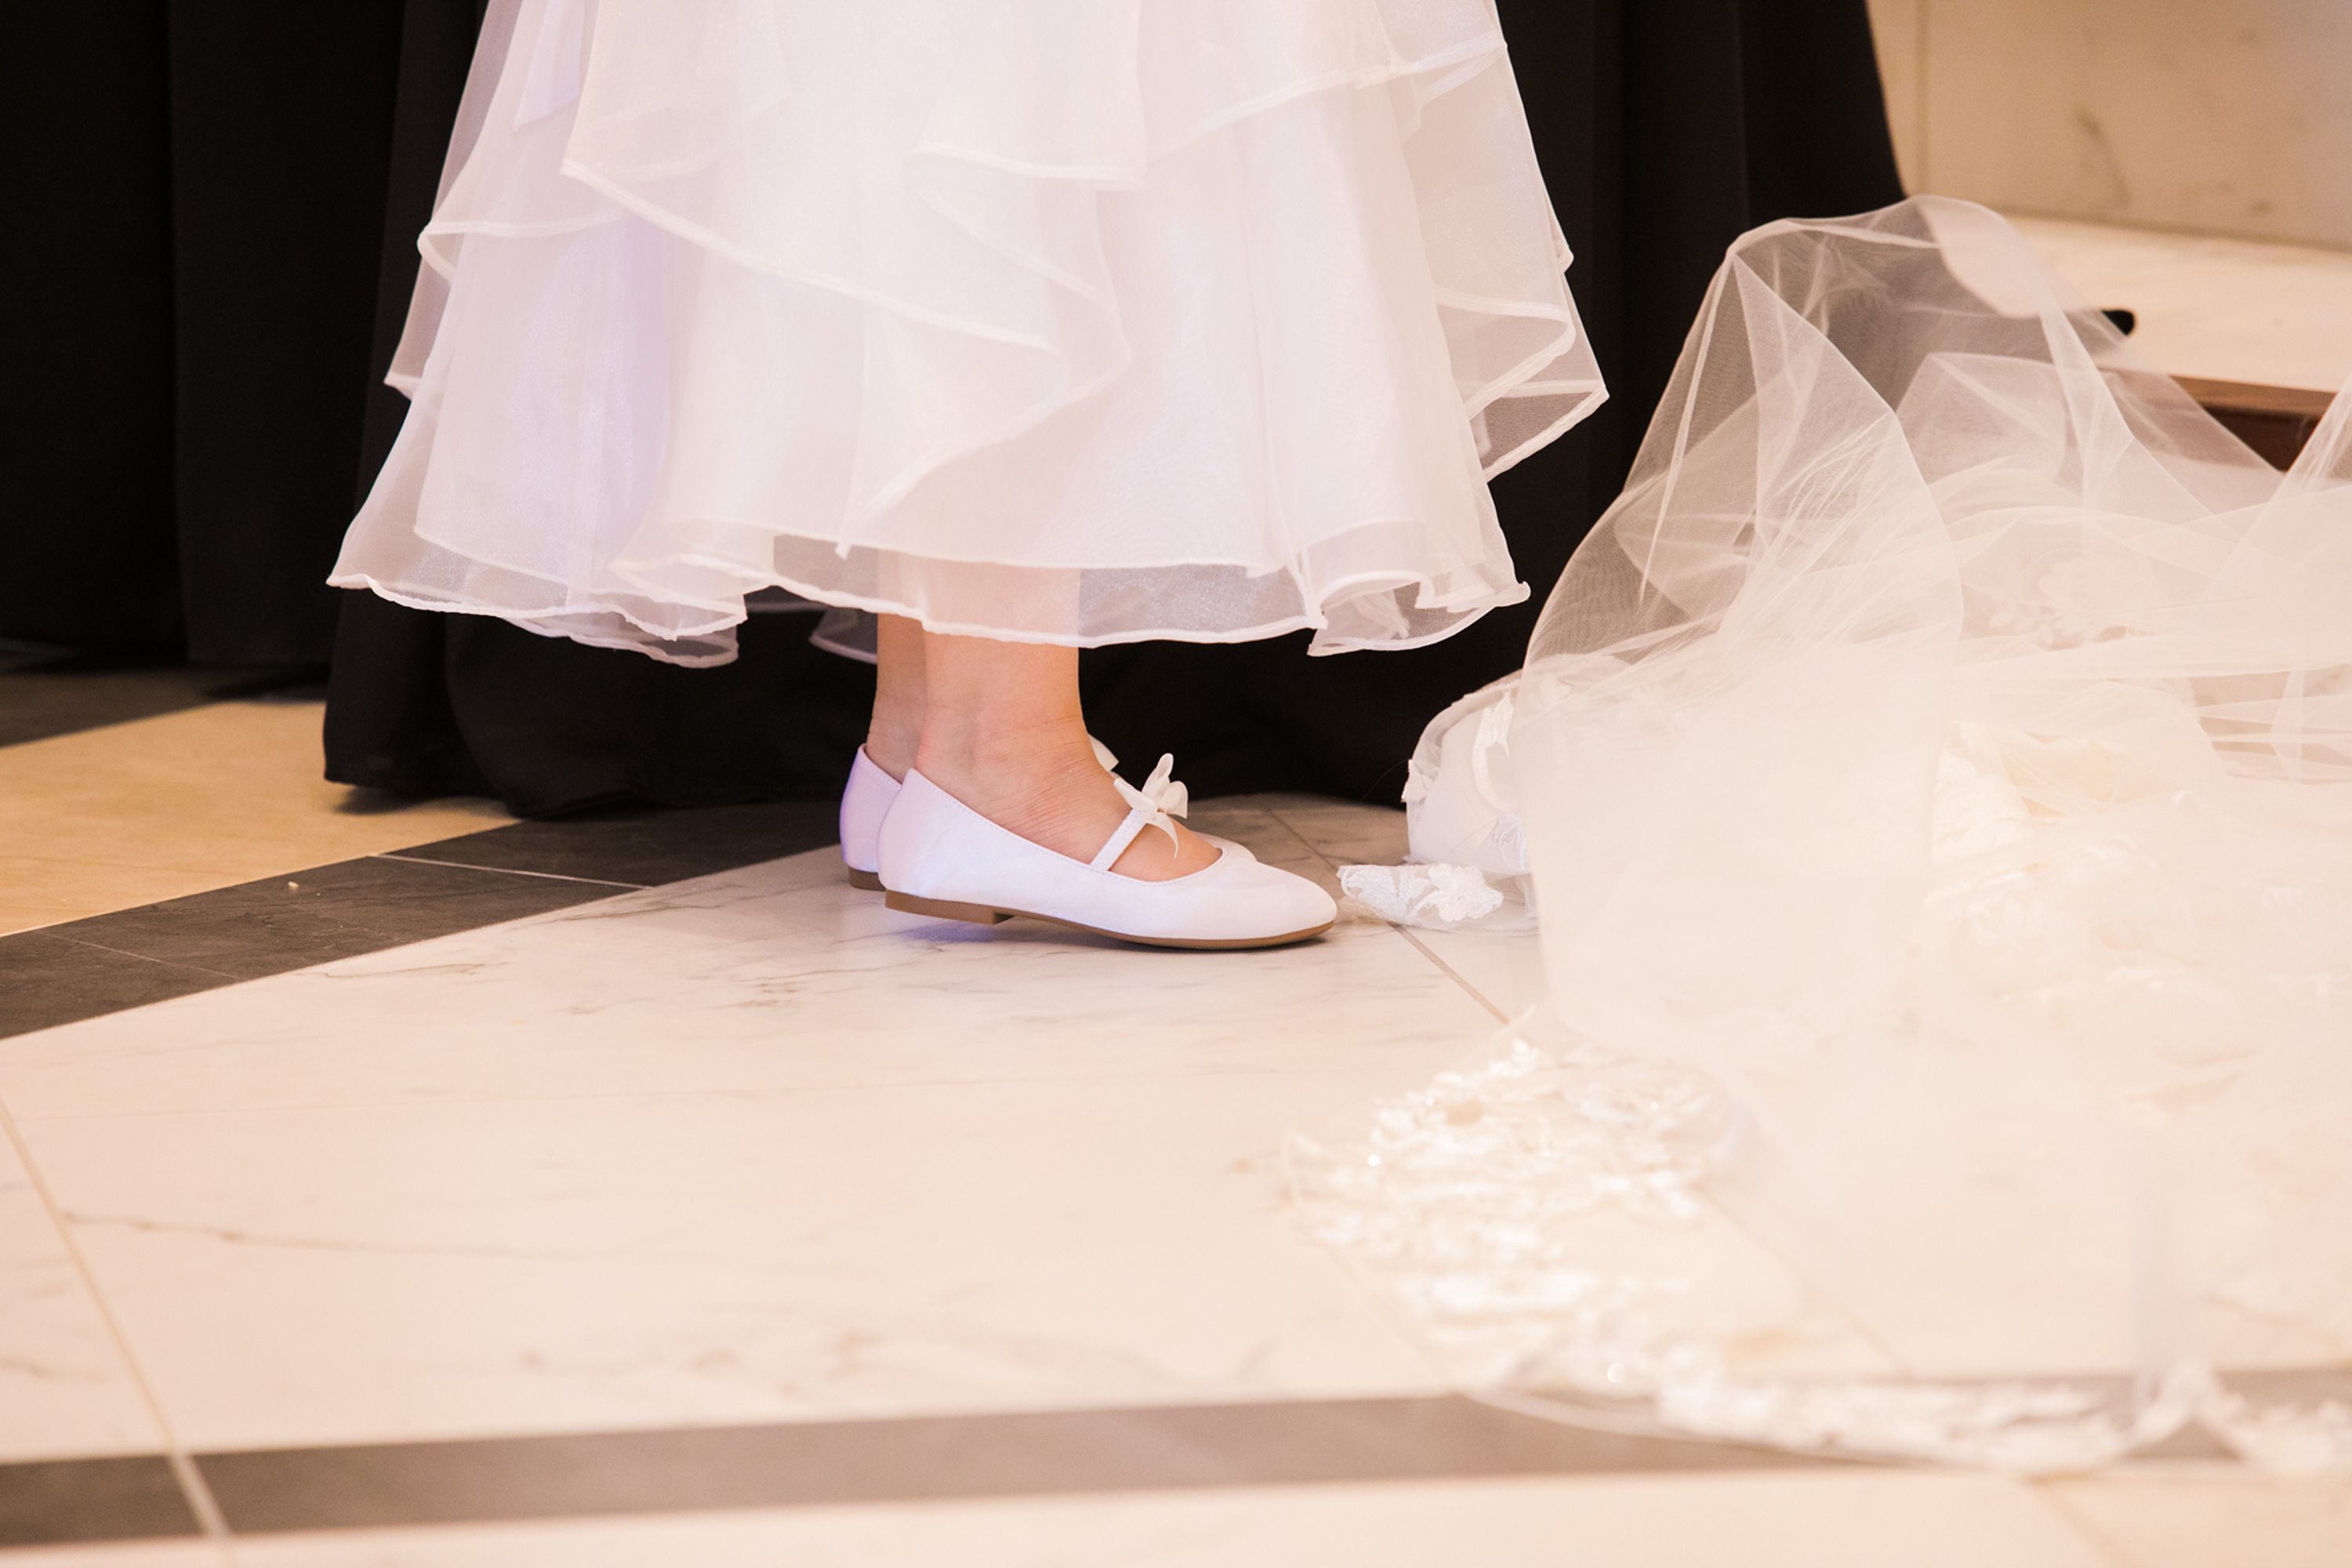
[2173,375,2336,421]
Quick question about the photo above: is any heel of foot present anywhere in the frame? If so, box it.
[844,867,885,891]
[886,891,1011,926]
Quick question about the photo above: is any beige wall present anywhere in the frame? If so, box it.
[1867,0,2352,249]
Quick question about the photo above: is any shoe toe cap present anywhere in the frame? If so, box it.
[1238,860,1338,934]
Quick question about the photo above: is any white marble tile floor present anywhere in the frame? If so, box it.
[2042,1463,2352,1568]
[2,800,2344,1564]
[0,1127,164,1462]
[0,805,1489,1456]
[0,1547,226,1568]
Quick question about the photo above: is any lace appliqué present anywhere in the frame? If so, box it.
[1290,1025,2352,1472]
[1338,862,1505,928]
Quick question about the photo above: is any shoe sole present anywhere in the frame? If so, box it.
[845,867,885,892]
[884,891,1332,951]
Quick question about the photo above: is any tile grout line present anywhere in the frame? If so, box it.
[2029,1477,2149,1568]
[1385,925,1512,1025]
[1263,806,1512,1025]
[40,930,249,982]
[371,853,648,890]
[0,1091,229,1543]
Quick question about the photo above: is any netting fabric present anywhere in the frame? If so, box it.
[1305,198,2352,1472]
[333,0,1606,663]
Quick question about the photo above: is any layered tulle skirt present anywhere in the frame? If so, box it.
[332,0,1606,664]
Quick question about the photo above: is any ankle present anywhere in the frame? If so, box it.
[915,719,1100,814]
[864,717,921,782]
[915,711,1093,785]
[916,715,1123,862]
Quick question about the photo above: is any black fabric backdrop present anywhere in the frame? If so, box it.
[1,3,407,662]
[3,1,1902,812]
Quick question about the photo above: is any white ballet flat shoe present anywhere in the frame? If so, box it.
[840,736,1223,894]
[876,762,1338,950]
[839,746,900,891]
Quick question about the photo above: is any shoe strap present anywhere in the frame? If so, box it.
[1088,752,1189,873]
[1089,806,1160,872]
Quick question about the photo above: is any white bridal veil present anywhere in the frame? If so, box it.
[1306,198,2352,1473]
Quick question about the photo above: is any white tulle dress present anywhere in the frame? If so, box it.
[1313,198,2352,1473]
[332,0,1606,664]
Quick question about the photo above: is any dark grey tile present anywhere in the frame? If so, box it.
[2,808,822,1040]
[385,800,839,889]
[49,858,619,981]
[24,1373,2321,1539]
[2132,1424,2235,1461]
[0,933,241,1040]
[196,1396,1810,1534]
[0,1454,198,1547]
[2221,1367,2352,1406]
[0,858,622,1040]
[0,652,317,750]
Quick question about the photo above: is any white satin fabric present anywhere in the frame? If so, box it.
[1306,198,2352,1472]
[332,0,1604,663]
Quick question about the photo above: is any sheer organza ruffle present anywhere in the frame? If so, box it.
[1305,198,2352,1473]
[332,0,1605,663]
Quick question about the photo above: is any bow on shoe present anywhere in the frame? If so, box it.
[1114,753,1190,850]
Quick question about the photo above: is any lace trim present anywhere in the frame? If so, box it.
[1338,862,1506,927]
[1290,1026,2352,1472]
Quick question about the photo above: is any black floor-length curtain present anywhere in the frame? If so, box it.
[2,7,179,648]
[0,4,408,663]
